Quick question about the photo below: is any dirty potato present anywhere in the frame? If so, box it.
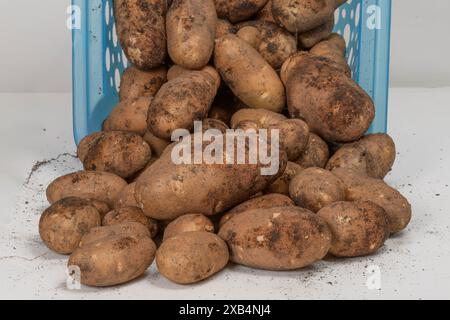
[103,97,152,135]
[214,0,269,23]
[79,222,150,247]
[216,19,237,38]
[294,133,330,168]
[119,66,167,101]
[103,207,159,238]
[310,33,351,77]
[265,161,304,195]
[163,214,214,241]
[298,17,335,49]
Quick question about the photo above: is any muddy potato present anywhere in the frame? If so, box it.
[156,231,229,284]
[119,66,167,101]
[289,167,345,212]
[103,97,152,136]
[167,0,217,70]
[39,197,101,254]
[77,132,103,162]
[219,193,295,227]
[310,33,351,77]
[282,52,375,142]
[46,171,127,206]
[318,201,390,257]
[256,0,275,22]
[265,161,304,195]
[214,0,269,23]
[103,207,158,238]
[163,214,214,241]
[148,68,220,139]
[294,133,330,168]
[143,130,170,157]
[79,222,150,247]
[219,206,331,270]
[214,35,285,113]
[333,168,412,234]
[216,19,237,38]
[82,131,152,179]
[114,0,167,70]
[299,17,334,49]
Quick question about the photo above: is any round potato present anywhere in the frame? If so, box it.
[289,167,345,212]
[156,231,229,284]
[119,66,167,101]
[299,16,335,49]
[103,207,159,238]
[163,214,214,241]
[79,222,150,247]
[218,206,331,270]
[265,161,304,195]
[294,133,330,168]
[214,0,269,23]
[39,197,101,254]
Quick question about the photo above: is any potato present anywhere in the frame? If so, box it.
[265,161,304,195]
[69,228,156,287]
[214,0,269,23]
[148,68,220,139]
[114,0,167,70]
[143,130,171,157]
[272,0,335,33]
[214,34,285,113]
[135,133,287,220]
[237,21,297,69]
[310,33,351,77]
[113,183,138,209]
[87,200,111,220]
[202,118,230,133]
[255,0,275,22]
[289,167,345,212]
[39,197,101,254]
[166,0,217,70]
[333,168,412,234]
[103,207,159,238]
[103,97,152,136]
[219,193,295,227]
[163,214,214,241]
[318,201,390,257]
[216,19,237,38]
[79,222,150,247]
[119,66,167,101]
[294,133,330,168]
[299,17,335,49]
[156,231,229,284]
[77,132,102,162]
[282,52,375,142]
[326,134,396,179]
[46,171,127,206]
[218,206,331,270]
[81,131,152,179]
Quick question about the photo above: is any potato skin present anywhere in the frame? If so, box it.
[216,19,237,38]
[163,214,214,241]
[39,197,101,254]
[82,131,152,179]
[167,0,217,70]
[214,35,285,113]
[119,66,167,101]
[142,130,170,157]
[294,133,330,168]
[218,206,331,270]
[299,16,334,49]
[77,132,103,162]
[79,222,150,247]
[255,0,275,22]
[318,201,390,257]
[114,0,167,70]
[283,52,375,142]
[46,171,127,206]
[103,207,159,238]
[156,231,229,284]
[310,33,351,77]
[214,0,269,23]
[113,183,138,209]
[87,200,111,220]
[333,168,412,234]
[289,167,345,213]
[265,161,304,195]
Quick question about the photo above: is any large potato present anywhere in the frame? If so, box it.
[167,0,217,70]
[214,0,269,23]
[218,206,331,270]
[163,214,214,241]
[46,171,127,206]
[318,201,390,257]
[39,197,101,254]
[119,66,167,101]
[156,231,229,284]
[79,222,150,247]
[214,34,285,113]
[294,133,330,168]
[333,168,412,234]
[265,161,304,195]
[103,207,159,238]
[114,0,167,70]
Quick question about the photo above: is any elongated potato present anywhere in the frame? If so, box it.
[156,231,229,284]
[218,206,331,270]
[163,214,214,241]
[79,222,150,247]
[114,0,167,70]
[333,168,412,234]
[103,207,159,238]
[214,35,285,113]
[46,171,127,206]
[294,133,330,168]
[103,97,152,135]
[167,0,217,70]
[299,17,335,49]
[265,161,304,195]
[119,66,167,101]
[214,0,269,23]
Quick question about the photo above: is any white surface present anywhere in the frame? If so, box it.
[0,88,450,300]
[1,0,450,92]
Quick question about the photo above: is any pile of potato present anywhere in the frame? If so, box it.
[38,0,412,287]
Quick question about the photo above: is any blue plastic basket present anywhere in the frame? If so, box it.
[72,0,392,145]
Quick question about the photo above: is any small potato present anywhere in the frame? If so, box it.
[114,0,167,70]
[79,222,150,247]
[218,206,331,270]
[333,168,412,234]
[143,130,170,157]
[294,133,330,168]
[119,66,167,101]
[216,19,237,38]
[214,0,269,23]
[113,183,138,209]
[214,34,285,113]
[46,171,127,206]
[163,214,214,241]
[156,231,229,284]
[299,17,335,49]
[103,97,152,135]
[289,167,345,212]
[39,197,101,254]
[265,161,304,195]
[82,131,152,179]
[103,207,159,238]
[219,193,295,227]
[166,0,217,70]
[310,33,351,77]
[318,201,390,257]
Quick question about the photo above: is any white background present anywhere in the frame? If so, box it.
[0,0,449,92]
